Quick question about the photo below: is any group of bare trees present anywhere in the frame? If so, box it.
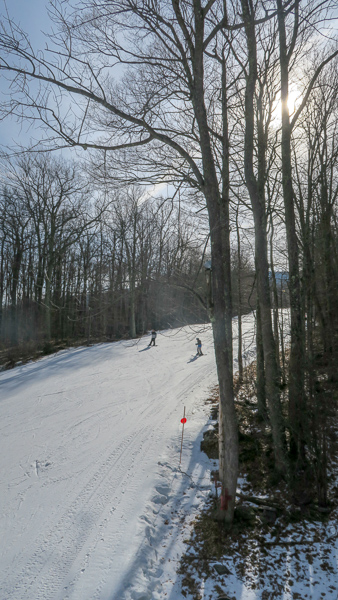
[0,0,337,521]
[0,155,218,349]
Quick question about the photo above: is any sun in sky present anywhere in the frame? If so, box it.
[286,89,302,115]
[271,87,302,125]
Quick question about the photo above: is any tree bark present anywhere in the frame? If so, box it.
[241,0,286,473]
[276,0,306,463]
[256,288,267,419]
[191,9,237,521]
[235,206,243,384]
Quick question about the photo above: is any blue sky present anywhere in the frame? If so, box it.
[0,0,50,148]
[1,1,337,151]
[1,0,49,41]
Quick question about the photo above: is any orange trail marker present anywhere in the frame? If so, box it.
[179,407,186,464]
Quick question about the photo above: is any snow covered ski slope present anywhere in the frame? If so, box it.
[0,316,259,600]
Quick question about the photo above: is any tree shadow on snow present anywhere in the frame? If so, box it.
[108,421,214,600]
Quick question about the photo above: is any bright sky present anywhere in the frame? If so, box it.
[1,1,337,151]
[0,0,50,147]
[1,0,49,40]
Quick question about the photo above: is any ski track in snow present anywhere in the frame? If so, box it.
[0,315,276,600]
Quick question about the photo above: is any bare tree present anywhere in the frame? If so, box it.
[0,188,30,344]
[239,0,287,473]
[0,0,337,517]
[4,154,93,340]
[276,0,338,465]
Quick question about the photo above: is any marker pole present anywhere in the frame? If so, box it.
[180,407,186,464]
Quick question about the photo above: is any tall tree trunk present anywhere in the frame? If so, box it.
[256,287,267,419]
[235,206,243,384]
[241,0,286,473]
[277,0,306,464]
[10,242,23,346]
[45,225,56,342]
[269,213,281,374]
[191,10,237,522]
[318,153,335,359]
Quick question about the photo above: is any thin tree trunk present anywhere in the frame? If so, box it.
[236,206,243,384]
[10,243,23,346]
[256,293,267,418]
[269,213,281,375]
[277,0,306,464]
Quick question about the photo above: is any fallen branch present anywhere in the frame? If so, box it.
[236,492,282,511]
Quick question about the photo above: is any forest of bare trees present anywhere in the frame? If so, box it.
[0,157,210,347]
[0,0,337,523]
[0,154,256,350]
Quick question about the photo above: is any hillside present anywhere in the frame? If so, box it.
[0,319,237,600]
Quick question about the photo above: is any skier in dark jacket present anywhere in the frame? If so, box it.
[149,329,157,346]
[196,338,203,356]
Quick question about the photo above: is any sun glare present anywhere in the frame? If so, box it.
[287,89,301,115]
[271,88,302,125]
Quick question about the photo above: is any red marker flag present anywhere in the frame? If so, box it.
[181,417,187,424]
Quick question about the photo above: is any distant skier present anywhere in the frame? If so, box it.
[149,329,157,346]
[196,338,203,356]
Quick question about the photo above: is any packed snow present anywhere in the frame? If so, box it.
[1,312,336,600]
[1,316,258,600]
